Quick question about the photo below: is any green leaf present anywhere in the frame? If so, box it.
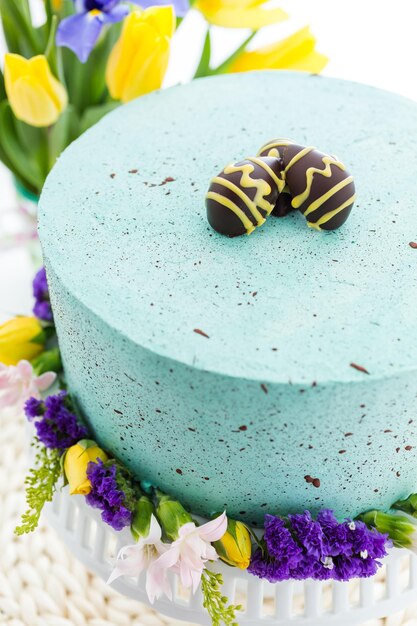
[0,7,22,54]
[80,101,119,135]
[0,67,6,101]
[63,24,121,113]
[194,28,212,79]
[48,104,79,168]
[0,0,43,55]
[0,101,46,192]
[44,15,59,77]
[15,442,62,535]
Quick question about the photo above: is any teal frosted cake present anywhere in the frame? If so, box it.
[38,71,417,526]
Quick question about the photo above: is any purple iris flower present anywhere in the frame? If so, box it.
[57,0,133,63]
[56,0,189,63]
[138,0,189,15]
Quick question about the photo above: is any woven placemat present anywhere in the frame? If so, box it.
[1,407,417,626]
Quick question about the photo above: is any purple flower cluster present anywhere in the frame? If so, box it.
[33,267,53,322]
[86,459,132,531]
[248,510,390,583]
[25,391,88,450]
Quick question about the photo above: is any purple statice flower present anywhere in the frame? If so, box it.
[33,267,53,322]
[264,514,303,567]
[288,511,324,558]
[56,0,189,63]
[249,510,390,584]
[86,458,132,531]
[248,549,291,583]
[24,391,88,450]
[347,519,390,559]
[317,509,351,557]
[333,556,361,581]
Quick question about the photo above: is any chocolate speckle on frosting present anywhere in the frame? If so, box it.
[350,363,370,374]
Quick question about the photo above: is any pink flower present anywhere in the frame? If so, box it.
[0,360,56,413]
[107,515,170,600]
[147,511,228,603]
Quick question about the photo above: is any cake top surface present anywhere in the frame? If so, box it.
[39,71,417,384]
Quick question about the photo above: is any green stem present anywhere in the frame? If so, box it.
[44,0,53,28]
[45,15,59,76]
[193,27,211,79]
[209,31,257,76]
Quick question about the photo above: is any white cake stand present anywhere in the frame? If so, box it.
[44,487,417,626]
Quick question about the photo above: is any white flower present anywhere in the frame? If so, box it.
[321,556,334,569]
[108,515,170,600]
[147,511,227,603]
[0,360,56,413]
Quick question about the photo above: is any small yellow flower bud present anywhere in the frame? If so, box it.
[0,316,45,366]
[4,54,67,128]
[106,6,176,103]
[213,518,252,569]
[64,440,108,496]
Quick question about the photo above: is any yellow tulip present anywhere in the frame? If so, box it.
[64,440,108,496]
[106,6,175,103]
[229,27,328,74]
[0,317,45,366]
[213,518,252,569]
[4,54,68,128]
[195,0,287,29]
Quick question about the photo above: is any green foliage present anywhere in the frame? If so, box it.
[201,569,241,626]
[80,102,120,135]
[48,105,80,168]
[0,102,47,193]
[15,441,62,535]
[194,29,212,79]
[0,67,6,102]
[0,0,45,56]
[113,459,142,511]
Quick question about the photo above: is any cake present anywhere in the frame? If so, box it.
[38,71,417,527]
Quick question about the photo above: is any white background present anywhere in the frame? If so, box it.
[1,0,417,322]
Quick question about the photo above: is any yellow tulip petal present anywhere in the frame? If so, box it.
[143,5,176,38]
[106,14,148,100]
[229,27,328,74]
[0,316,44,366]
[106,10,174,103]
[4,53,67,127]
[29,56,68,112]
[122,37,170,102]
[0,343,44,366]
[4,53,29,89]
[11,77,61,127]
[196,0,287,29]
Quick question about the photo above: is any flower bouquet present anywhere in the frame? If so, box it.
[0,0,328,200]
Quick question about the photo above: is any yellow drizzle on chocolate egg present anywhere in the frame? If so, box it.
[206,157,284,237]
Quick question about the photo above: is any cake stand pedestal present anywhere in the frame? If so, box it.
[45,489,417,626]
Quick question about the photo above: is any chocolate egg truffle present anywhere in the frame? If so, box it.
[259,139,356,231]
[206,156,285,237]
